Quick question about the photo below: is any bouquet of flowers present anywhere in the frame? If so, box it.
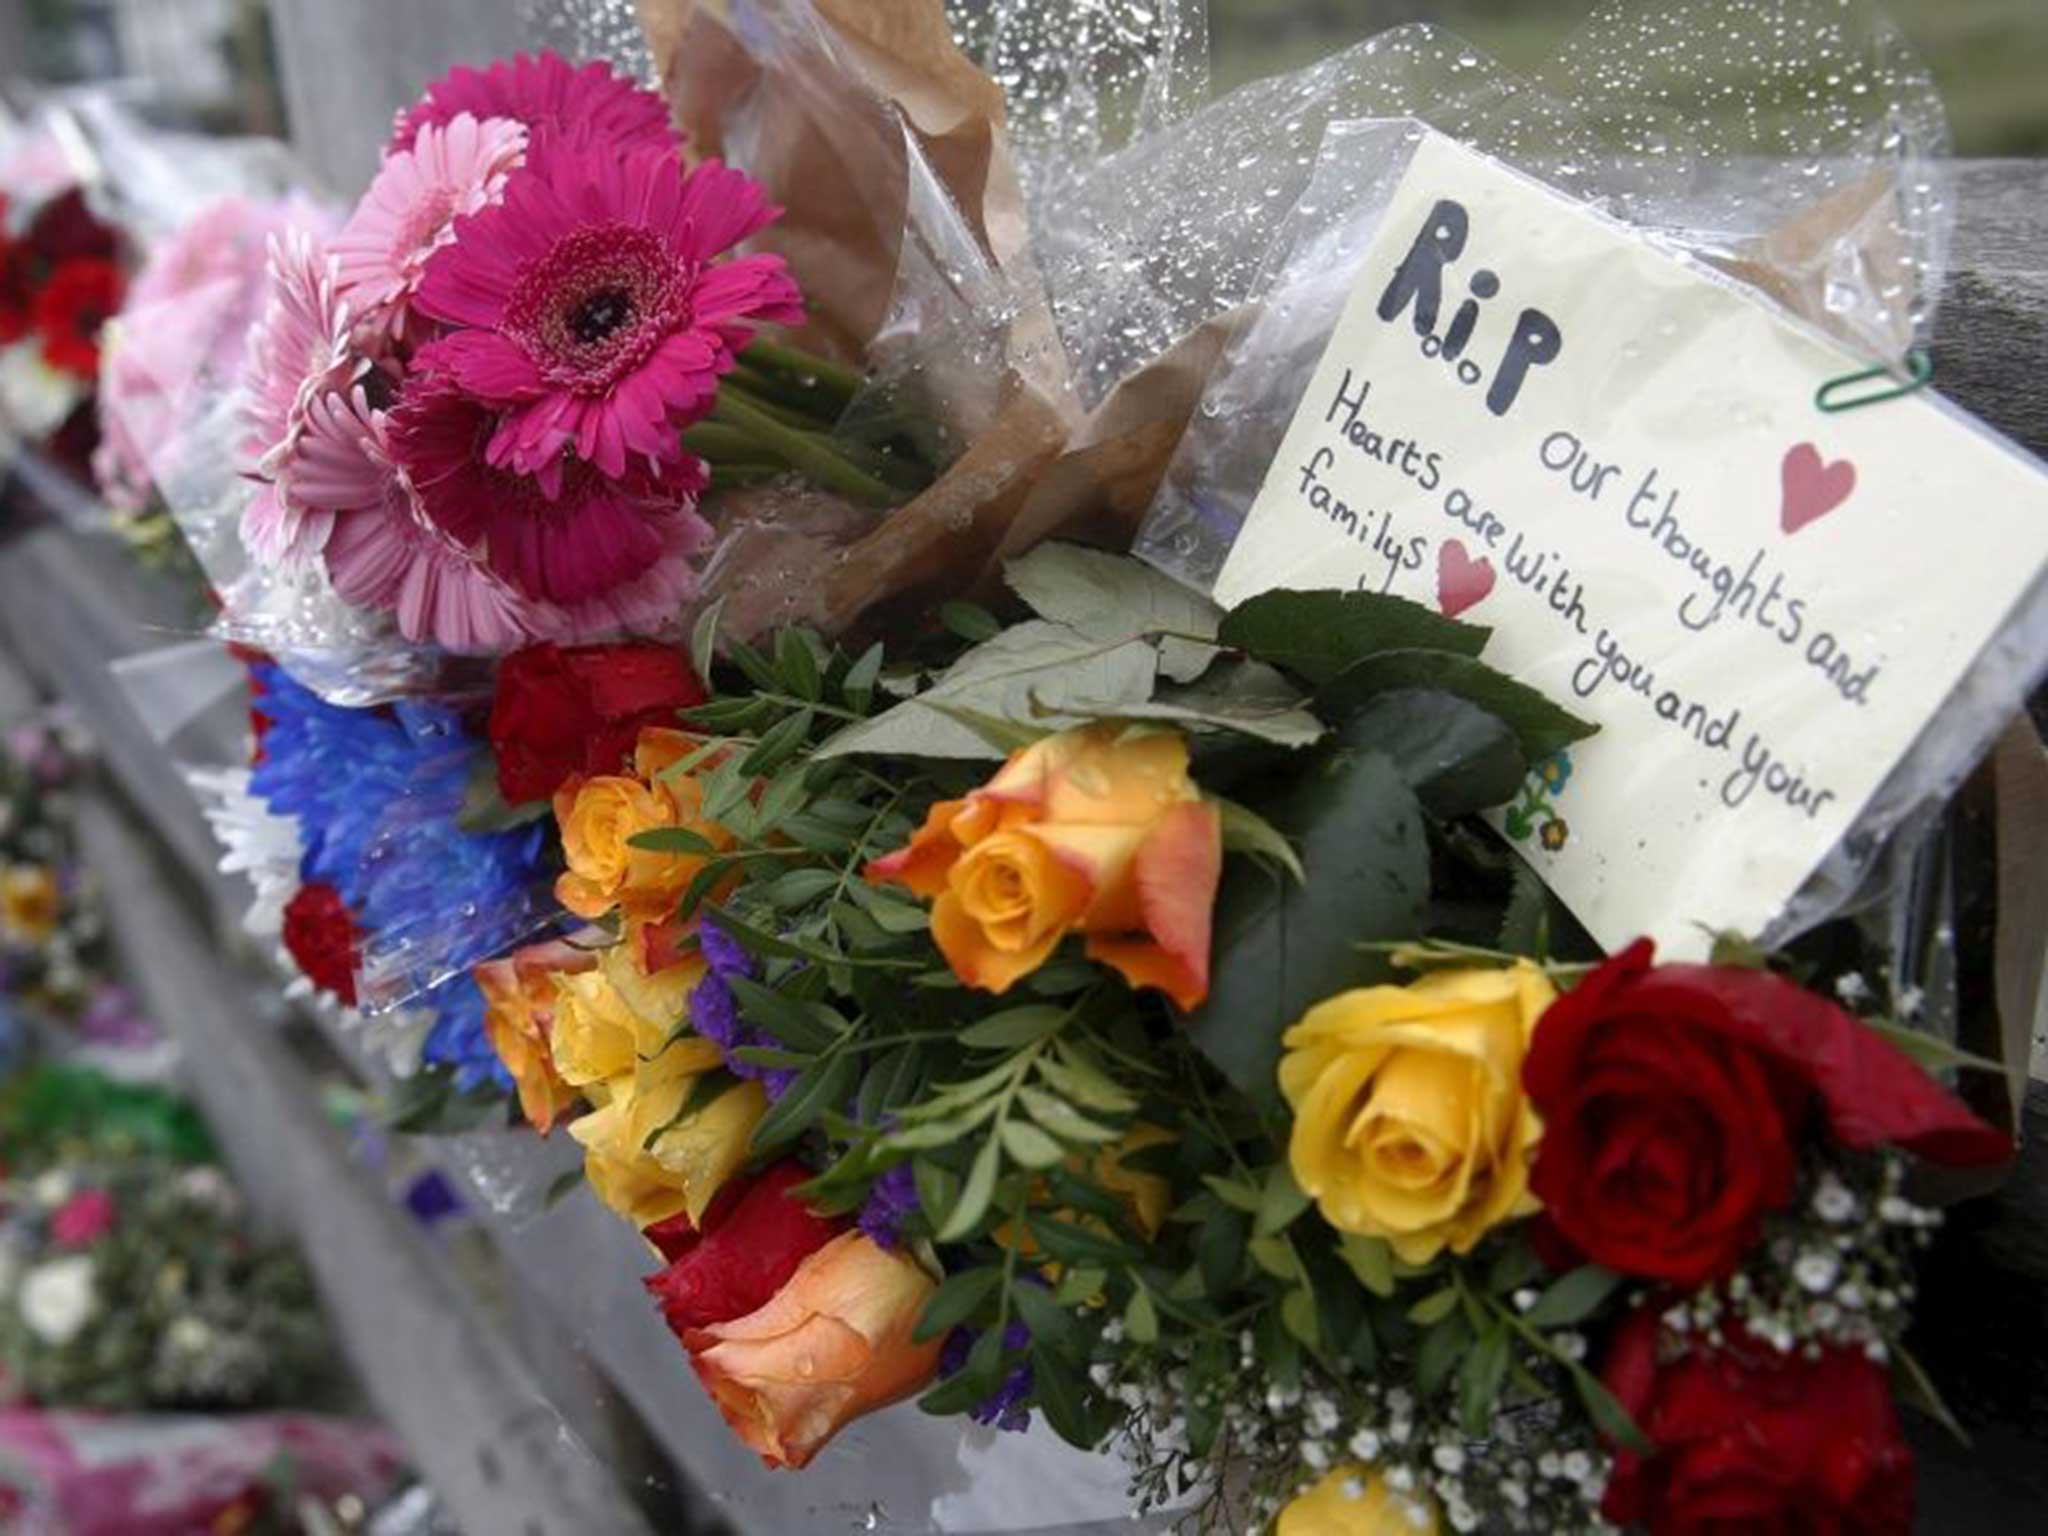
[122,1,2042,1531]
[0,1069,329,1413]
[0,171,123,480]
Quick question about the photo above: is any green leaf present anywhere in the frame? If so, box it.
[958,1005,1068,1051]
[857,1043,923,1126]
[1707,930,1771,969]
[1459,1325,1511,1436]
[627,826,719,855]
[1184,749,1428,1110]
[1499,855,1556,959]
[777,629,822,701]
[1005,541,1224,684]
[1198,1208,1247,1295]
[749,1051,859,1152]
[1248,1235,1301,1281]
[1124,1285,1160,1345]
[815,620,1157,760]
[842,643,884,711]
[1571,1363,1653,1454]
[741,707,815,776]
[1037,1045,1140,1114]
[1030,1343,1099,1449]
[1339,1233,1397,1298]
[919,1328,1006,1415]
[941,600,1003,643]
[759,867,840,907]
[1333,688,1527,819]
[1407,1287,1461,1327]
[1220,588,1489,685]
[1010,1282,1077,1347]
[1865,1020,2010,1077]
[915,1267,1002,1342]
[1000,1118,1067,1169]
[1317,651,1597,764]
[688,597,725,690]
[752,769,811,836]
[1216,796,1307,884]
[1203,1174,1261,1213]
[726,636,781,693]
[1028,1215,1139,1267]
[1416,1311,1472,1398]
[1281,1285,1321,1349]
[727,975,842,1051]
[1016,1085,1120,1144]
[913,1157,960,1227]
[1254,1164,1314,1238]
[938,1139,1001,1241]
[1523,1265,1626,1329]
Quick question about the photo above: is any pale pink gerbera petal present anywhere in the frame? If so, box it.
[320,413,544,655]
[413,139,805,481]
[238,232,365,564]
[332,114,527,339]
[388,52,676,157]
[536,527,711,646]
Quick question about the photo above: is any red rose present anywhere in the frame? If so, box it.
[1524,940,2007,1285]
[1601,1309,1914,1534]
[644,1162,845,1337]
[282,882,362,1007]
[31,255,123,380]
[488,642,706,804]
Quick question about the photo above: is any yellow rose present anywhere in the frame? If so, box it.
[0,864,61,945]
[473,939,595,1133]
[1277,1465,1439,1535]
[550,944,706,1089]
[866,724,1221,1007]
[1279,964,1552,1264]
[570,1034,767,1229]
[554,728,734,921]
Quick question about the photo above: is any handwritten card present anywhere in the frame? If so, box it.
[1213,130,2048,957]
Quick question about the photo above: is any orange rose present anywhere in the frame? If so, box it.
[686,1231,943,1468]
[472,939,595,1133]
[554,728,735,921]
[865,725,1221,1007]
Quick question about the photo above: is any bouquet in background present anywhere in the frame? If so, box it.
[0,168,123,480]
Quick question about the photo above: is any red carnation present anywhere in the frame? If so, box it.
[1601,1309,1915,1534]
[23,188,118,267]
[488,642,707,805]
[1523,940,2008,1286]
[32,255,123,381]
[644,1162,845,1338]
[282,882,362,1007]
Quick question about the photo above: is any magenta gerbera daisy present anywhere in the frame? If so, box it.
[332,113,527,339]
[239,232,366,564]
[411,138,803,482]
[388,52,676,158]
[388,370,712,611]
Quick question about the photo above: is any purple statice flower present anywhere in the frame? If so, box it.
[689,918,795,1099]
[858,1162,919,1249]
[78,983,157,1047]
[940,1317,1034,1433]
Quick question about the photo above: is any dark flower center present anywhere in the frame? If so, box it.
[569,288,633,343]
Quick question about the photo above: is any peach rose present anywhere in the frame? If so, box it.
[866,725,1221,1008]
[686,1231,943,1468]
[554,728,735,921]
[473,939,595,1133]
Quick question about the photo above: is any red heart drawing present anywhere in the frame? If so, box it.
[1437,539,1496,619]
[1780,443,1856,534]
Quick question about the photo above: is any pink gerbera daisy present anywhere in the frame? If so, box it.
[308,390,541,654]
[332,113,527,339]
[239,232,365,564]
[412,138,803,482]
[388,52,676,158]
[388,370,711,610]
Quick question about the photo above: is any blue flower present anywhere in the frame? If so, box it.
[248,664,557,1077]
[688,919,794,1099]
[939,1315,1034,1433]
[857,1162,918,1249]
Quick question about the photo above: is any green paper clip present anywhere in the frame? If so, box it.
[1815,349,1933,413]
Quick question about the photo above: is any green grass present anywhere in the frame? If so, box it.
[1209,0,2048,156]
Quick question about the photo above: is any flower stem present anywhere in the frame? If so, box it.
[741,338,864,417]
[711,390,902,509]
